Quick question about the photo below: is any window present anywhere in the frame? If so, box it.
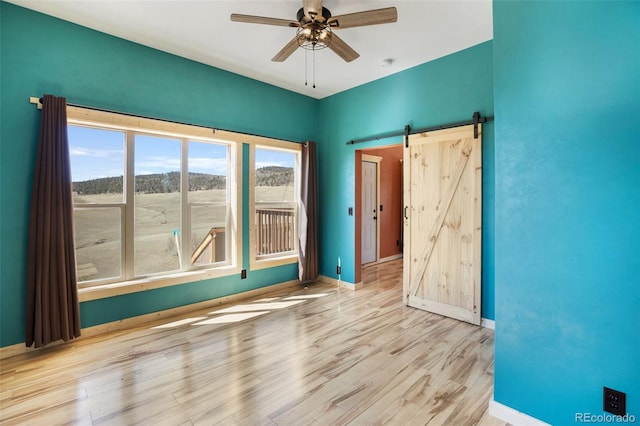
[69,126,125,282]
[251,145,301,268]
[187,141,230,267]
[134,134,183,276]
[68,108,239,289]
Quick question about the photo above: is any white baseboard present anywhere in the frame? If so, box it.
[488,399,550,426]
[317,275,362,290]
[362,254,403,268]
[481,318,495,330]
[378,254,403,263]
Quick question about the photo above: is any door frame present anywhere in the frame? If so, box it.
[354,146,403,285]
[361,154,382,265]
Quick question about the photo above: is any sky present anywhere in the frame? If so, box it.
[68,125,295,182]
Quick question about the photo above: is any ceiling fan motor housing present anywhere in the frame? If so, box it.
[296,6,332,24]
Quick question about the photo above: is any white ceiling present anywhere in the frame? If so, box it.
[8,0,493,99]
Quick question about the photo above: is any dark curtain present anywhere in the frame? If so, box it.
[25,95,81,348]
[298,141,319,282]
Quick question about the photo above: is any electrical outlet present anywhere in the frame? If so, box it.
[337,266,341,275]
[241,269,247,279]
[603,387,626,416]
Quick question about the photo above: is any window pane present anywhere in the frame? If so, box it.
[255,148,297,256]
[134,135,181,276]
[74,207,121,282]
[255,149,295,202]
[188,141,227,199]
[188,141,229,266]
[68,125,125,204]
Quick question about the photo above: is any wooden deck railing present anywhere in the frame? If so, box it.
[255,207,295,256]
[191,226,226,266]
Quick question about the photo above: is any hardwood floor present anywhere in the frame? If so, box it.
[1,260,507,425]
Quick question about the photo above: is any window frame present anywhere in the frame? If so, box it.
[67,107,242,301]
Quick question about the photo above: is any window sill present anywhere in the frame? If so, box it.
[250,254,298,271]
[78,266,242,302]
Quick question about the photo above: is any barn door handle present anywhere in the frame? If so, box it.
[404,206,408,219]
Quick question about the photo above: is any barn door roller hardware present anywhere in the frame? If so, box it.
[404,124,411,148]
[345,112,494,146]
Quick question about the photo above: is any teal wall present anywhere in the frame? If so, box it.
[493,1,639,424]
[0,3,317,347]
[317,41,495,320]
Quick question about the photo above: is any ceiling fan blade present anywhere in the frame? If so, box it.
[231,14,299,28]
[303,0,324,20]
[327,7,397,29]
[272,36,301,62]
[327,33,359,62]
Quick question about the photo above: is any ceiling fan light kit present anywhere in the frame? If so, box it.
[295,7,333,52]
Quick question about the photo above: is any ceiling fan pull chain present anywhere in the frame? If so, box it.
[313,46,316,89]
[305,48,308,86]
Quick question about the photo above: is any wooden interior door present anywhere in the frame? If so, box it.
[402,124,482,325]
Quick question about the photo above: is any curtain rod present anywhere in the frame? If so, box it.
[29,96,304,144]
[346,112,494,146]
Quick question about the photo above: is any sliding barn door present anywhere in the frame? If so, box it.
[402,124,482,325]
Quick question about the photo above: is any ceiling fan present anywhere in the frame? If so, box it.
[230,0,398,63]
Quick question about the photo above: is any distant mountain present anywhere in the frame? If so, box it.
[73,172,225,195]
[255,166,293,187]
[73,166,293,195]
[73,175,124,195]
